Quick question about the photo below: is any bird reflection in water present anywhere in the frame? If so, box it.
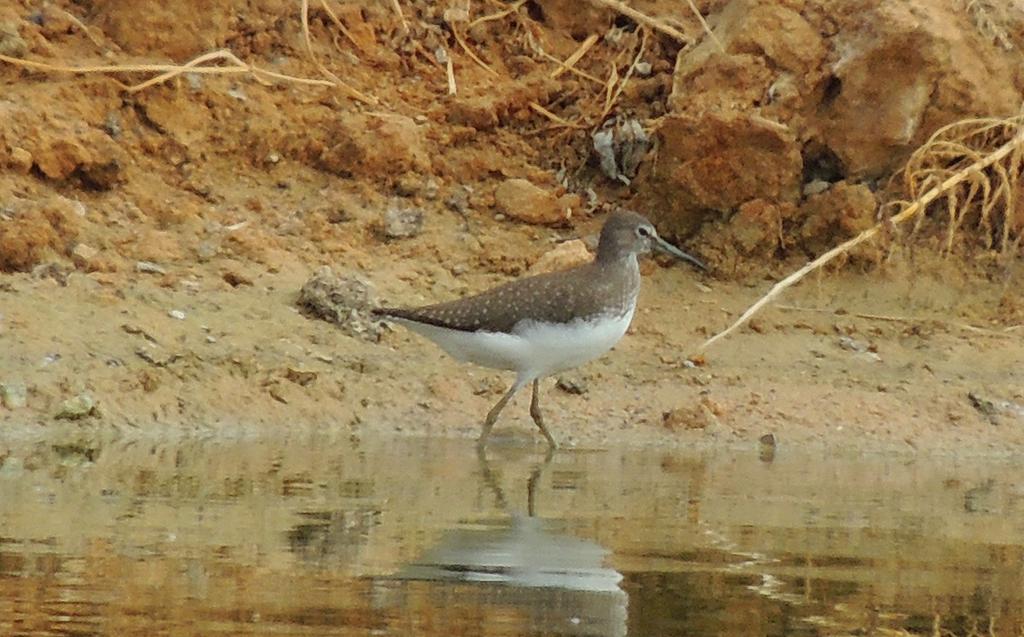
[394,448,629,637]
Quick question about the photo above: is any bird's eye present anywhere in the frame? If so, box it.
[637,226,651,237]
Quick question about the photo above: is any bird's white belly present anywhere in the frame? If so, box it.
[393,305,635,378]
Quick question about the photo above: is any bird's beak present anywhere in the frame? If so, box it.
[653,235,707,271]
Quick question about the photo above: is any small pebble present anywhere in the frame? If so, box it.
[0,381,27,409]
[136,261,167,275]
[446,187,471,213]
[168,310,186,320]
[70,243,99,268]
[394,174,421,197]
[0,22,27,58]
[9,147,32,174]
[556,375,588,395]
[837,335,868,352]
[380,205,424,240]
[759,433,777,462]
[803,179,831,196]
[297,267,382,342]
[285,368,318,387]
[222,271,253,287]
[105,113,122,138]
[56,393,96,420]
[196,240,220,261]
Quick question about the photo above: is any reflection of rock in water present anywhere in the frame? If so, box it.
[286,508,380,566]
[394,514,628,637]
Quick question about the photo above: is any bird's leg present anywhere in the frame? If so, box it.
[478,382,521,448]
[526,446,555,517]
[530,378,558,449]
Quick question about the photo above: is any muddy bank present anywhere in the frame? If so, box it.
[1,241,1022,454]
[0,0,1022,453]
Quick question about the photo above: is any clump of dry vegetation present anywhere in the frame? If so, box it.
[701,111,1024,351]
[902,113,1024,253]
[966,0,1018,51]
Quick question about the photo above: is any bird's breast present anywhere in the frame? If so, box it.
[512,301,637,377]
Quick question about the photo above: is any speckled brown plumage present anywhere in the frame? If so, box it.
[374,258,640,333]
[373,209,695,334]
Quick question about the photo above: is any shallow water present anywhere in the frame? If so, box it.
[1,433,1022,636]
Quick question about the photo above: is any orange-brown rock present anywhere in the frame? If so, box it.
[532,0,612,41]
[727,198,796,256]
[318,113,431,179]
[0,196,81,272]
[88,1,250,59]
[672,0,826,117]
[0,82,124,187]
[644,112,802,237]
[671,52,774,115]
[817,1,1021,178]
[444,78,560,132]
[493,178,580,227]
[528,239,591,274]
[798,181,877,254]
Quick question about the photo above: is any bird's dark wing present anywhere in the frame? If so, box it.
[373,263,633,333]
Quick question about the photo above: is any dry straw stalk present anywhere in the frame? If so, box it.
[698,114,1024,353]
[0,0,376,104]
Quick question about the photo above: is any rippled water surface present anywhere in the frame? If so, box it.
[1,433,1022,636]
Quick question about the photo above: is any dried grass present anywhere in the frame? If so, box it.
[550,34,600,79]
[599,27,648,121]
[299,0,377,103]
[389,0,410,35]
[450,24,499,77]
[50,6,105,49]
[699,112,1024,352]
[966,0,1016,50]
[0,0,655,128]
[0,0,376,104]
[902,113,1024,253]
[444,0,688,133]
[587,0,689,44]
[684,0,725,52]
[529,102,586,129]
[537,48,604,84]
[445,54,458,95]
[318,0,364,57]
[0,49,335,92]
[467,0,529,30]
[588,0,723,51]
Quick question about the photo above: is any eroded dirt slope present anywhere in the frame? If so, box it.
[0,0,1022,452]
